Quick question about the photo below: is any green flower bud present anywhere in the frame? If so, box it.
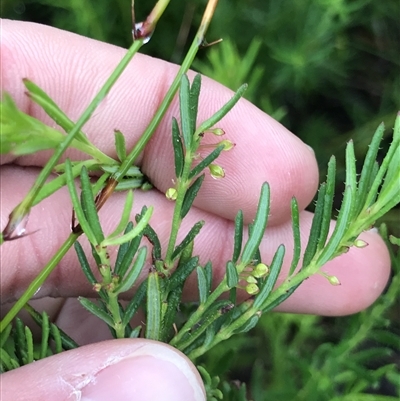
[209,164,225,179]
[246,283,260,295]
[166,187,177,200]
[219,139,235,151]
[253,263,269,278]
[354,239,368,248]
[208,128,225,136]
[326,274,341,286]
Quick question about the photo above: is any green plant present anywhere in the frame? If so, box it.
[1,1,399,400]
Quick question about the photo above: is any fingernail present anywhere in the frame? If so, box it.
[81,342,205,401]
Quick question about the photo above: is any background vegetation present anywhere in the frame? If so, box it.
[2,0,399,399]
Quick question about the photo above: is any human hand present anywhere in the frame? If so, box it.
[1,20,391,401]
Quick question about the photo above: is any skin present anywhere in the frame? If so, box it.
[0,20,391,401]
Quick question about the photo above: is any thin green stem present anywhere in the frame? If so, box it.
[2,38,144,241]
[111,0,220,183]
[108,293,125,338]
[165,154,193,267]
[0,232,80,333]
[188,302,255,360]
[170,276,229,347]
[96,245,125,338]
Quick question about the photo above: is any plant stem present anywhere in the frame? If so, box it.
[164,154,193,267]
[96,245,125,338]
[170,276,229,347]
[103,0,219,198]
[0,232,80,332]
[1,38,145,242]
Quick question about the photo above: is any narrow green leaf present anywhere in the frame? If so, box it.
[179,75,192,148]
[189,74,201,134]
[226,289,235,308]
[122,280,147,326]
[64,159,96,242]
[200,327,215,350]
[80,166,104,244]
[253,244,286,310]
[373,121,400,201]
[24,303,79,350]
[23,79,90,145]
[316,157,336,252]
[226,261,239,288]
[172,221,204,260]
[161,288,183,341]
[178,239,194,266]
[101,164,143,177]
[252,246,262,266]
[179,301,233,352]
[146,271,161,341]
[50,324,63,354]
[302,183,326,268]
[115,178,146,191]
[90,243,102,266]
[262,283,301,313]
[129,326,142,338]
[172,118,184,178]
[168,257,199,291]
[288,198,301,276]
[234,314,260,334]
[0,349,20,371]
[380,142,400,196]
[188,145,224,180]
[197,266,209,304]
[74,241,97,285]
[232,210,243,263]
[181,174,205,218]
[102,206,153,246]
[40,312,50,359]
[241,183,270,263]
[143,225,162,261]
[1,94,68,155]
[355,123,384,216]
[108,190,134,238]
[34,160,99,207]
[136,209,162,261]
[114,222,134,273]
[115,247,147,294]
[114,225,142,278]
[204,261,213,293]
[195,84,247,135]
[79,297,114,327]
[24,326,34,364]
[14,318,27,364]
[345,140,357,222]
[114,130,126,162]
[318,185,353,266]
[364,123,400,210]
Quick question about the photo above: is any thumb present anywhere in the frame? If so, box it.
[2,339,206,401]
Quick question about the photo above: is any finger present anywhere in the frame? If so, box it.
[1,20,318,225]
[1,166,390,316]
[1,339,205,401]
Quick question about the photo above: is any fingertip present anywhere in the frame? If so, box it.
[332,229,392,315]
[80,340,205,401]
[276,229,391,316]
[2,339,205,401]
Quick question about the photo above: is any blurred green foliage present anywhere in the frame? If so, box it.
[2,0,399,399]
